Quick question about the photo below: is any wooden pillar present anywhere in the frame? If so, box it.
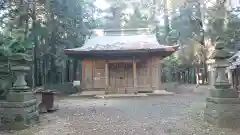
[149,58,153,88]
[237,68,240,91]
[133,58,137,88]
[147,60,151,87]
[105,61,109,88]
[235,69,237,90]
[156,58,161,89]
[92,60,95,88]
[82,60,86,88]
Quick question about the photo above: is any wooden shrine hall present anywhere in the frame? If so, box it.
[64,28,179,94]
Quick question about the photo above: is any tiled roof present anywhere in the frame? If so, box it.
[66,34,177,52]
[229,51,240,69]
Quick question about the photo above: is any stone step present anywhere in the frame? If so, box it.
[105,88,138,94]
[95,93,148,99]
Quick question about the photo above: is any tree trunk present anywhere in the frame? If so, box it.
[41,57,45,85]
[36,58,40,86]
[50,54,57,84]
[65,60,70,82]
[196,66,200,84]
[72,60,78,80]
[44,54,48,84]
[163,0,170,36]
[49,10,58,84]
[32,1,37,88]
[193,67,197,84]
[195,1,208,84]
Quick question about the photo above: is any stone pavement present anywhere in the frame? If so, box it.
[1,94,240,135]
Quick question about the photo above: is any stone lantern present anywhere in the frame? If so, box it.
[204,37,240,128]
[0,53,39,130]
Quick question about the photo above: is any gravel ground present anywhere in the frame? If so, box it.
[1,94,240,135]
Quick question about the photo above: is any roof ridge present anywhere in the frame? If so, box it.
[92,28,153,36]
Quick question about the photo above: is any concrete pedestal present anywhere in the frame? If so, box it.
[204,97,240,128]
[0,92,39,130]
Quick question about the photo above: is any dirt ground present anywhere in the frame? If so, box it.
[1,93,240,135]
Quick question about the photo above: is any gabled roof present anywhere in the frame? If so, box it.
[229,51,240,69]
[66,34,178,51]
[64,28,179,59]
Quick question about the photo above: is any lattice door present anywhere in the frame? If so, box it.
[109,63,133,88]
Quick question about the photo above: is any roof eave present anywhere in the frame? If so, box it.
[64,45,179,55]
[64,46,178,60]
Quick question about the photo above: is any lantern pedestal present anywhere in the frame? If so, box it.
[205,96,240,128]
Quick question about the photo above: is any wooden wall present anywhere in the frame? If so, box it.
[82,56,162,91]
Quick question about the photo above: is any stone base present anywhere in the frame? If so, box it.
[0,91,39,130]
[209,87,238,98]
[204,97,240,128]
